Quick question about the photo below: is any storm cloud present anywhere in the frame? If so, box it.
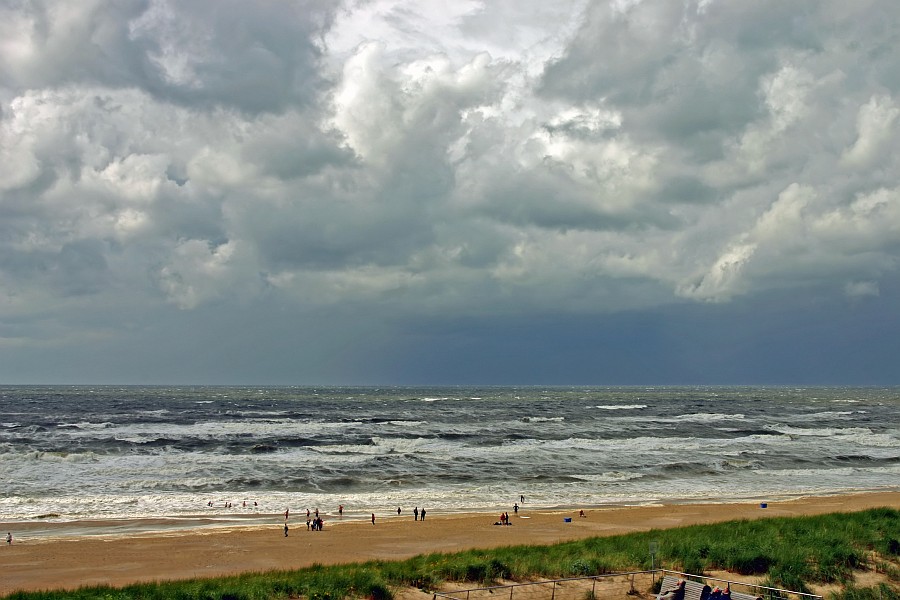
[1,0,898,384]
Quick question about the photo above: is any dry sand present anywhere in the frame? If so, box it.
[2,491,898,596]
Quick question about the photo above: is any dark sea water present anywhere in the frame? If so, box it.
[1,386,898,529]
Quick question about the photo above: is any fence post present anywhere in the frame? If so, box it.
[551,581,556,600]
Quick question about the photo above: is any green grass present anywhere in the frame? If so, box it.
[6,508,898,600]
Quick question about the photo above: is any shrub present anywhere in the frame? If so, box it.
[764,563,811,595]
[570,559,594,576]
[729,551,772,575]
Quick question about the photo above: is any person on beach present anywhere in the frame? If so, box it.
[284,523,289,537]
[414,506,419,521]
[6,532,11,545]
[579,509,586,518]
[371,513,376,525]
[513,503,519,514]
[338,504,343,517]
[520,495,525,503]
[284,508,289,520]
[397,506,401,515]
[420,507,426,520]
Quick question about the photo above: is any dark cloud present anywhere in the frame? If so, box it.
[1,0,899,384]
[1,0,335,113]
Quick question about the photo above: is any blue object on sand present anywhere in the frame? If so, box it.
[564,517,572,522]
[760,503,768,508]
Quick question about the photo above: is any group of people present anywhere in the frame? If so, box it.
[280,504,432,533]
[208,500,258,509]
[710,587,732,600]
[282,507,325,535]
[495,512,513,526]
[656,579,732,600]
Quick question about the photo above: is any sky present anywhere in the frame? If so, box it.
[1,0,899,385]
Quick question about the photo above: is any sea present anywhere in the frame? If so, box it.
[1,386,898,536]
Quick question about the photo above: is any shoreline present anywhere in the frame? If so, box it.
[2,490,898,596]
[6,488,898,542]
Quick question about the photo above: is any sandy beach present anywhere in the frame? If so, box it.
[2,491,898,596]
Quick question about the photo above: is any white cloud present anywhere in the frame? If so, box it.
[842,95,900,167]
[677,242,757,302]
[732,65,817,175]
[156,239,248,309]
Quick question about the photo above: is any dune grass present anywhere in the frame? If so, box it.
[6,508,898,600]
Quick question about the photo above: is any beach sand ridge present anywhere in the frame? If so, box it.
[2,491,898,596]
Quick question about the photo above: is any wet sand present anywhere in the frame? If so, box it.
[2,491,898,596]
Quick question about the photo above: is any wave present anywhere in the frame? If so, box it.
[2,385,898,523]
[795,410,858,419]
[770,425,871,436]
[769,426,900,447]
[63,421,131,431]
[576,471,646,483]
[522,474,589,483]
[831,454,900,464]
[670,412,746,422]
[711,458,764,470]
[19,450,101,463]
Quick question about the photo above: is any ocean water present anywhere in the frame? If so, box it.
[1,386,898,530]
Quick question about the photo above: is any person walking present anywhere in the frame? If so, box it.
[371,513,376,525]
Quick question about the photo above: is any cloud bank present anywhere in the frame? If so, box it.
[1,0,898,384]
